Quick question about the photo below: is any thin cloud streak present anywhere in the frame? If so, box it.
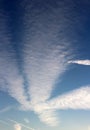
[0,106,12,113]
[68,60,90,65]
[0,11,31,109]
[8,119,35,130]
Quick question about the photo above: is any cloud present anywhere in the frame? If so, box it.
[22,26,72,125]
[28,86,90,126]
[0,10,31,110]
[1,0,90,127]
[68,60,90,65]
[22,0,74,106]
[14,124,22,130]
[37,110,59,127]
[14,123,22,130]
[0,1,73,126]
[23,44,71,105]
[0,106,12,113]
[9,119,34,130]
[47,86,90,110]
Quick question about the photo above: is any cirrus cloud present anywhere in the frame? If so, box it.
[0,0,90,127]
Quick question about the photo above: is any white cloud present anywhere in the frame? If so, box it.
[16,1,74,126]
[24,44,70,105]
[22,37,72,125]
[47,86,90,110]
[68,60,90,65]
[0,12,89,126]
[29,86,90,126]
[22,0,73,106]
[14,123,22,130]
[1,0,90,127]
[37,110,59,126]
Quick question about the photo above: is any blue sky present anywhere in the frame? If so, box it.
[0,0,90,130]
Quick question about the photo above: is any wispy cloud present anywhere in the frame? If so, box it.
[0,106,12,113]
[23,43,71,105]
[68,60,90,65]
[37,110,59,127]
[28,86,90,126]
[48,86,90,110]
[0,0,90,127]
[0,10,31,110]
[0,1,73,126]
[8,119,34,130]
[22,22,72,125]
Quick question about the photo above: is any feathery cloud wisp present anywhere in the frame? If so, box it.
[68,60,90,65]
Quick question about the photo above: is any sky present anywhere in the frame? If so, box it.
[0,0,90,130]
